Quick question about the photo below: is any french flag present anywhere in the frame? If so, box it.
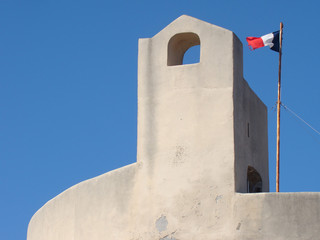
[246,31,280,52]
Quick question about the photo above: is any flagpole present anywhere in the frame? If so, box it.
[276,22,283,193]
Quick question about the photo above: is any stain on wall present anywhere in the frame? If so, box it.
[155,215,168,233]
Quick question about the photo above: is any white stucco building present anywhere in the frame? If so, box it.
[27,16,320,240]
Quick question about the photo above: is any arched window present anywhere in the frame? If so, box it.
[167,32,200,66]
[247,166,262,193]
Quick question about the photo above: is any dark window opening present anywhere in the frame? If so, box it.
[247,166,262,193]
[167,32,200,66]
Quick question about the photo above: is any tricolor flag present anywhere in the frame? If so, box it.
[246,31,280,52]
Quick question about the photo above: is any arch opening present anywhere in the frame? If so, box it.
[167,32,200,66]
[247,166,262,193]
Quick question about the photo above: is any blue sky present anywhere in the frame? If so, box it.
[1,1,320,239]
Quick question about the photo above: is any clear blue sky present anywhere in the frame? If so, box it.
[1,1,320,239]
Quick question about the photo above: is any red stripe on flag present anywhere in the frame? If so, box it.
[246,37,264,50]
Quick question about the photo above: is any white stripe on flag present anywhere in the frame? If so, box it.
[261,33,274,48]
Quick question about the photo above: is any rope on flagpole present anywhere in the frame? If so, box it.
[281,103,320,137]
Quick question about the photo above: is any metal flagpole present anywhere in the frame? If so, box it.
[276,22,283,192]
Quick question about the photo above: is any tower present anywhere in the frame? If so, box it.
[27,15,320,240]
